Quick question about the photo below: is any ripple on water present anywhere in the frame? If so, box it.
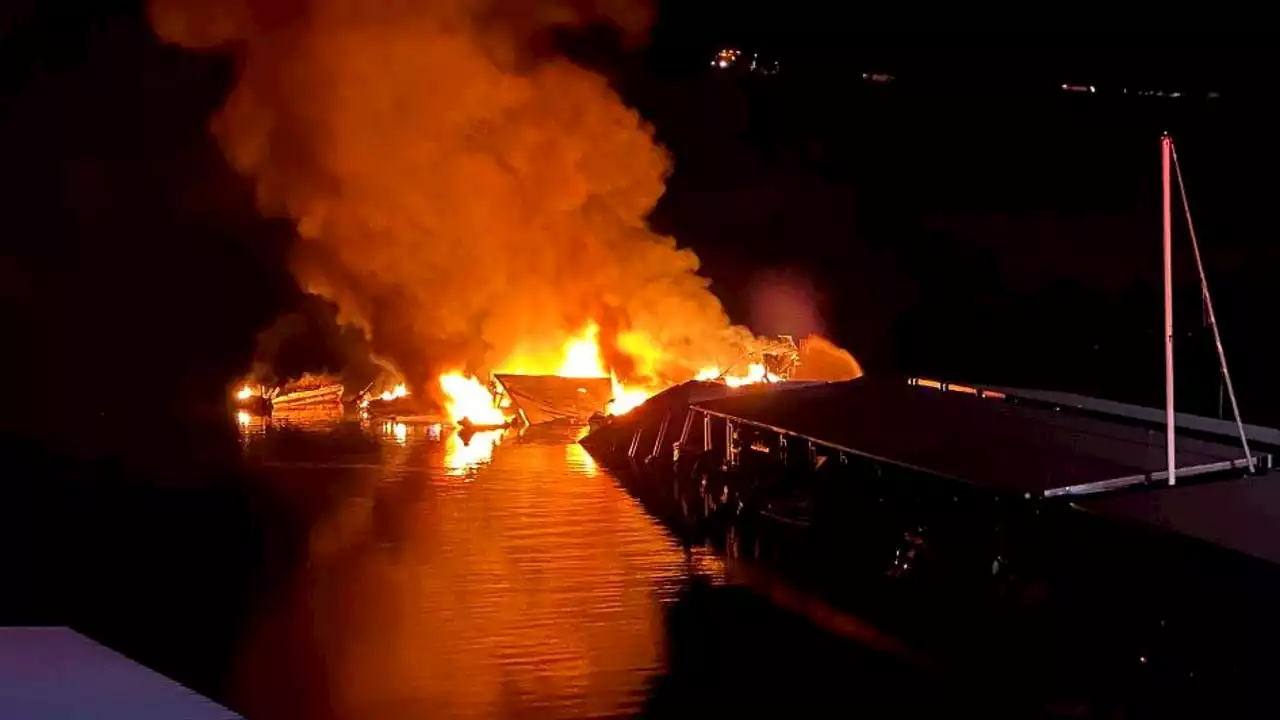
[234,412,723,719]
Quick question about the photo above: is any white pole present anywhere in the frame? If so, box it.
[1162,134,1177,486]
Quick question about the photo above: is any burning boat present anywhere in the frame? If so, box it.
[233,373,347,415]
[492,374,612,426]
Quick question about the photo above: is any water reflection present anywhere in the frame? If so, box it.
[234,420,722,718]
[563,441,598,477]
[446,429,502,475]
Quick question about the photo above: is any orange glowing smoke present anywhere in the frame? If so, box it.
[148,0,767,394]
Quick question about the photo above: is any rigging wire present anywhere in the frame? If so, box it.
[1169,140,1255,469]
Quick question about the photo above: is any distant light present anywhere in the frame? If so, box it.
[1089,85,1096,93]
[713,48,741,71]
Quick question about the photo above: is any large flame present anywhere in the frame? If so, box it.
[438,373,507,425]
[609,375,650,416]
[435,320,779,422]
[556,323,607,379]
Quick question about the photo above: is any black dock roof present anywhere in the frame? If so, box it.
[692,379,1266,497]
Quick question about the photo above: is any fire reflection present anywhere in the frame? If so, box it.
[232,419,725,719]
[564,441,598,477]
[445,429,501,474]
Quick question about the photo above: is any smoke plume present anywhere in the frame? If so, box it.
[149,0,760,396]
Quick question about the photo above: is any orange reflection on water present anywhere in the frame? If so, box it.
[445,429,502,474]
[234,425,721,719]
[564,441,598,477]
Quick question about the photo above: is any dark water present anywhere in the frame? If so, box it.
[233,412,728,718]
[3,408,995,718]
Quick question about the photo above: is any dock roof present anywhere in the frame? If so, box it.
[693,379,1265,497]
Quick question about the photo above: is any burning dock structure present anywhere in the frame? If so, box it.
[581,376,1280,711]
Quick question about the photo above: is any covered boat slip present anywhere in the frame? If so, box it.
[1081,473,1280,568]
[690,378,1270,500]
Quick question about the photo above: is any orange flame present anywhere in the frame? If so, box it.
[438,373,506,425]
[609,375,649,416]
[557,323,607,378]
[695,363,777,387]
[434,320,788,424]
[379,383,408,401]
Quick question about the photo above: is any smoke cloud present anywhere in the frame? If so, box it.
[149,0,759,396]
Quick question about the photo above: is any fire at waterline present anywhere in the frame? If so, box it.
[234,325,860,445]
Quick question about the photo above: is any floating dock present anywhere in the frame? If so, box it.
[582,376,1280,713]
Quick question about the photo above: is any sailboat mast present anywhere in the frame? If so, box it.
[1162,134,1176,486]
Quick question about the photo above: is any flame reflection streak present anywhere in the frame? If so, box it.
[445,430,502,475]
[563,442,598,477]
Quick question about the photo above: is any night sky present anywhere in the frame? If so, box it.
[3,0,1278,456]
